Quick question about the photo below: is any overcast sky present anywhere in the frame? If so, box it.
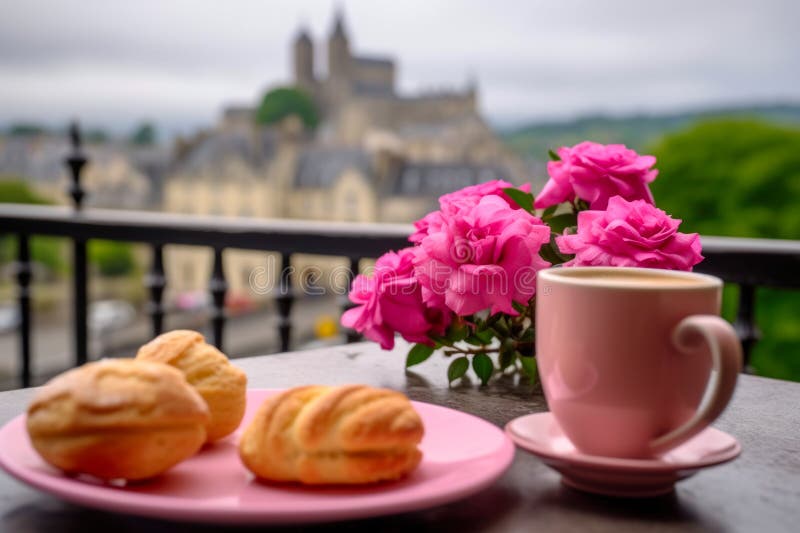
[1,0,798,136]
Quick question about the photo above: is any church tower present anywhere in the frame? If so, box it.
[293,27,315,90]
[327,10,351,82]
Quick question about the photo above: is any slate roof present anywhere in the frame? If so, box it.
[390,163,510,197]
[176,129,275,175]
[294,147,371,188]
[293,147,511,197]
[353,55,394,68]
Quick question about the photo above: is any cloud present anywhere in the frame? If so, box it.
[0,0,798,132]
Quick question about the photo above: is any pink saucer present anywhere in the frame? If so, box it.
[505,412,740,497]
[0,389,515,524]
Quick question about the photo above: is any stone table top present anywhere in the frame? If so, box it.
[0,341,797,532]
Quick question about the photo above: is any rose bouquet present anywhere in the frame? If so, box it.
[341,142,703,386]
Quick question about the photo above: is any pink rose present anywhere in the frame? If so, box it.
[341,248,450,350]
[413,195,551,316]
[535,142,658,210]
[556,196,703,271]
[409,210,445,244]
[439,179,532,214]
[410,180,531,243]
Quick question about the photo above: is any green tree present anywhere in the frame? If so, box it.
[649,120,800,380]
[129,122,158,146]
[0,179,136,278]
[255,86,318,130]
[85,129,110,144]
[0,179,64,273]
[650,120,800,239]
[89,240,136,277]
[0,180,52,205]
[7,123,47,137]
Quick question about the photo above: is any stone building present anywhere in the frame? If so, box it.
[293,10,478,146]
[0,132,159,210]
[162,9,534,297]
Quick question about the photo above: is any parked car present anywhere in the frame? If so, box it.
[0,305,20,334]
[89,300,136,335]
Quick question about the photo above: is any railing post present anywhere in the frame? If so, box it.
[276,254,294,352]
[72,242,88,366]
[734,283,760,371]
[65,121,89,366]
[15,235,32,387]
[145,244,166,337]
[340,256,361,343]
[66,123,87,210]
[209,247,228,350]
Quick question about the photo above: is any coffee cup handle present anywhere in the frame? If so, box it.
[649,315,742,455]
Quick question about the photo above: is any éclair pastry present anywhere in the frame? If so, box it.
[239,384,424,484]
[26,359,210,481]
[136,330,247,442]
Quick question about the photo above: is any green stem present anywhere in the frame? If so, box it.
[443,339,534,357]
[445,347,501,356]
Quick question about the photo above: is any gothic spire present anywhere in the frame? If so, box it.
[332,5,347,38]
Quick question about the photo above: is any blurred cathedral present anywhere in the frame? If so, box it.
[163,9,532,296]
[293,11,479,144]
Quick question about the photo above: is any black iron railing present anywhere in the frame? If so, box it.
[2,124,800,387]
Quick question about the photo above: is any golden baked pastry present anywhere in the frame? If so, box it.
[26,359,209,481]
[239,385,424,484]
[136,330,247,442]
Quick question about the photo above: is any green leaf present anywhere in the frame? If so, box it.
[519,356,539,385]
[406,344,434,368]
[500,337,516,352]
[447,357,470,384]
[520,327,535,343]
[476,328,495,343]
[472,353,494,385]
[548,149,561,161]
[511,301,527,314]
[491,317,510,337]
[547,213,578,234]
[464,335,483,346]
[466,328,495,345]
[446,322,469,342]
[539,234,574,266]
[541,205,558,219]
[539,238,561,264]
[430,334,452,347]
[483,313,502,328]
[502,188,534,212]
[499,349,515,370]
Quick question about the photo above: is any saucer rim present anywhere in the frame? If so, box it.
[505,412,741,473]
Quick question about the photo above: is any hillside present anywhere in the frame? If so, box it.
[501,103,800,158]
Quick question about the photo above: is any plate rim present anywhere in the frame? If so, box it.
[0,388,516,525]
[505,412,740,474]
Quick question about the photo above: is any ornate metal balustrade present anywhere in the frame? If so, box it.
[2,124,799,387]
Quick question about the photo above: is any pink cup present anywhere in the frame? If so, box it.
[536,267,742,458]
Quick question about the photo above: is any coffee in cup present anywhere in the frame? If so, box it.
[536,267,741,458]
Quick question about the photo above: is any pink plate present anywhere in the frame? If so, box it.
[506,412,740,497]
[0,389,514,524]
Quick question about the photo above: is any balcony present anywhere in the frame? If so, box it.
[1,127,799,388]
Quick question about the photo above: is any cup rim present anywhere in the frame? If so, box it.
[538,266,722,291]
